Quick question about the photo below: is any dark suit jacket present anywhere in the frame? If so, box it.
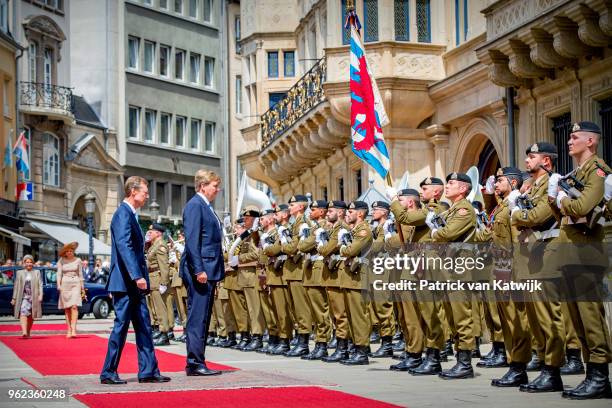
[179,194,225,282]
[106,202,149,293]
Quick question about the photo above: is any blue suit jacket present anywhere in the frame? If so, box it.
[106,202,149,293]
[179,194,225,282]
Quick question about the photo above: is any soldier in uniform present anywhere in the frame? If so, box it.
[512,142,565,393]
[425,172,477,379]
[167,238,187,343]
[228,207,266,352]
[337,201,373,365]
[262,204,294,355]
[478,167,532,386]
[367,201,396,358]
[319,201,351,362]
[146,223,171,346]
[257,209,280,353]
[225,220,251,350]
[547,122,612,399]
[299,200,333,360]
[279,195,313,357]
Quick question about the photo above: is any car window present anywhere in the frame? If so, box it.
[45,269,57,284]
[0,269,14,286]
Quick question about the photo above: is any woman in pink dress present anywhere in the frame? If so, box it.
[57,242,84,338]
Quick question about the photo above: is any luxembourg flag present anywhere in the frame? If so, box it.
[348,17,390,179]
[13,131,29,178]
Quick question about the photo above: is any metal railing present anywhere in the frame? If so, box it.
[260,57,326,150]
[19,82,73,115]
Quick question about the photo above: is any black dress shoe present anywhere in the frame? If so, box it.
[100,377,127,385]
[491,363,528,387]
[186,366,222,376]
[138,375,171,383]
[560,348,585,375]
[438,350,474,380]
[562,363,612,400]
[519,365,563,393]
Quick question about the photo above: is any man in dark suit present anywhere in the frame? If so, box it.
[180,170,225,376]
[100,176,171,385]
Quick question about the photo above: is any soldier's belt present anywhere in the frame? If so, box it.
[278,255,288,261]
[330,254,347,261]
[533,228,560,241]
[311,255,324,261]
[149,269,160,274]
[239,261,258,268]
[351,257,369,265]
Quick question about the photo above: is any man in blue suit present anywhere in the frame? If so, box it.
[180,170,225,376]
[100,176,171,385]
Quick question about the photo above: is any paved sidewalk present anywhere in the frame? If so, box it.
[0,316,610,407]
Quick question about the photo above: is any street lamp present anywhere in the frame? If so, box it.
[84,193,96,279]
[149,200,160,223]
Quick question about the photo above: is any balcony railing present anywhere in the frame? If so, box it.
[19,82,74,116]
[260,57,326,150]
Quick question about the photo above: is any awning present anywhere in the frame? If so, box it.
[29,221,111,256]
[0,226,31,246]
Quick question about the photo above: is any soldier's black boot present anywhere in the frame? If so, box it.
[243,335,263,352]
[526,350,542,371]
[347,339,356,354]
[152,325,161,339]
[175,332,187,343]
[206,332,215,345]
[519,365,563,393]
[340,345,369,365]
[168,330,175,341]
[290,330,299,347]
[213,336,226,347]
[393,329,402,341]
[481,341,496,361]
[392,350,408,360]
[477,342,508,368]
[445,339,454,357]
[438,350,474,379]
[153,332,170,346]
[560,348,585,375]
[392,335,405,352]
[328,331,337,349]
[562,363,612,400]
[270,338,290,355]
[410,348,442,376]
[220,332,237,348]
[390,352,422,371]
[491,362,528,387]
[302,342,328,360]
[471,337,482,359]
[370,331,381,344]
[370,336,394,358]
[258,335,278,353]
[286,333,310,357]
[439,349,448,362]
[322,338,349,363]
[233,332,250,350]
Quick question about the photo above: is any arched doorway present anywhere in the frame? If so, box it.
[475,140,500,211]
[72,195,100,238]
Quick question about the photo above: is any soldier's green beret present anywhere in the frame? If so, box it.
[371,201,390,210]
[288,195,308,204]
[571,121,601,134]
[446,172,471,184]
[525,142,557,155]
[349,201,369,210]
[419,177,444,187]
[151,223,166,233]
[328,200,347,209]
[310,200,328,209]
[398,188,420,197]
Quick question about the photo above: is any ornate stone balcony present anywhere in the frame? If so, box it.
[476,0,612,88]
[19,82,75,124]
[260,57,327,150]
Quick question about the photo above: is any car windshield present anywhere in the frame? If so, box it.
[0,266,57,285]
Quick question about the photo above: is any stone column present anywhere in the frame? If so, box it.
[426,125,450,179]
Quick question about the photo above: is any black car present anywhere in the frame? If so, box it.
[0,266,113,319]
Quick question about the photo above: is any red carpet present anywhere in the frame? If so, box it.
[0,324,69,332]
[75,387,403,408]
[0,335,236,375]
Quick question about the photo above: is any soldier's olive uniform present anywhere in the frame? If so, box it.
[263,227,294,340]
[551,155,612,365]
[320,221,350,341]
[166,249,187,329]
[146,238,170,333]
[215,280,237,337]
[299,218,332,343]
[390,199,445,352]
[431,198,477,352]
[476,197,531,364]
[257,246,279,338]
[512,173,565,368]
[224,244,250,334]
[368,222,396,339]
[236,233,266,336]
[338,220,373,346]
[281,213,313,335]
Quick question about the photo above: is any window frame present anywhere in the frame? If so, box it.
[159,44,170,77]
[204,56,214,88]
[174,0,183,15]
[235,75,242,114]
[143,40,156,74]
[128,105,141,140]
[175,48,185,80]
[363,0,379,43]
[203,0,212,23]
[175,115,186,147]
[283,50,295,77]
[190,118,201,151]
[190,52,201,84]
[188,0,198,19]
[42,132,60,187]
[267,51,279,78]
[160,112,171,145]
[144,109,157,143]
[128,36,140,70]
[204,121,216,154]
[0,0,8,33]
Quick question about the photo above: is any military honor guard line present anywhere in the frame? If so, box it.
[101,121,611,400]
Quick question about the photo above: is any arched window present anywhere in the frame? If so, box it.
[43,133,60,187]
